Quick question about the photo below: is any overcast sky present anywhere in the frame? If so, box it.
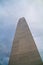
[0,0,43,65]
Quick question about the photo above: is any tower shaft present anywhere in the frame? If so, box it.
[9,17,42,65]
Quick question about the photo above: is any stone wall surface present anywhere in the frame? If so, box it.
[8,17,42,65]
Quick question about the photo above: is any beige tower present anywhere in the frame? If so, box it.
[9,17,42,65]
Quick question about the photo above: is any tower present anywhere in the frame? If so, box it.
[9,17,42,65]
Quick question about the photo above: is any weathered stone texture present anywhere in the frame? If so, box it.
[9,17,42,65]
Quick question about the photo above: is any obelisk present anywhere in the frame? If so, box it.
[9,17,42,65]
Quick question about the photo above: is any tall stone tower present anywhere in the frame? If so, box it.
[9,17,42,65]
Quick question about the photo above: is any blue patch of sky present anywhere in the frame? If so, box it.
[0,17,17,65]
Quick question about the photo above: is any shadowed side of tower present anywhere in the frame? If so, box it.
[8,17,42,65]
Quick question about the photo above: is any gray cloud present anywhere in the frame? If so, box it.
[0,0,43,65]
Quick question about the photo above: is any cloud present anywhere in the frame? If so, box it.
[0,0,43,64]
[0,0,43,24]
